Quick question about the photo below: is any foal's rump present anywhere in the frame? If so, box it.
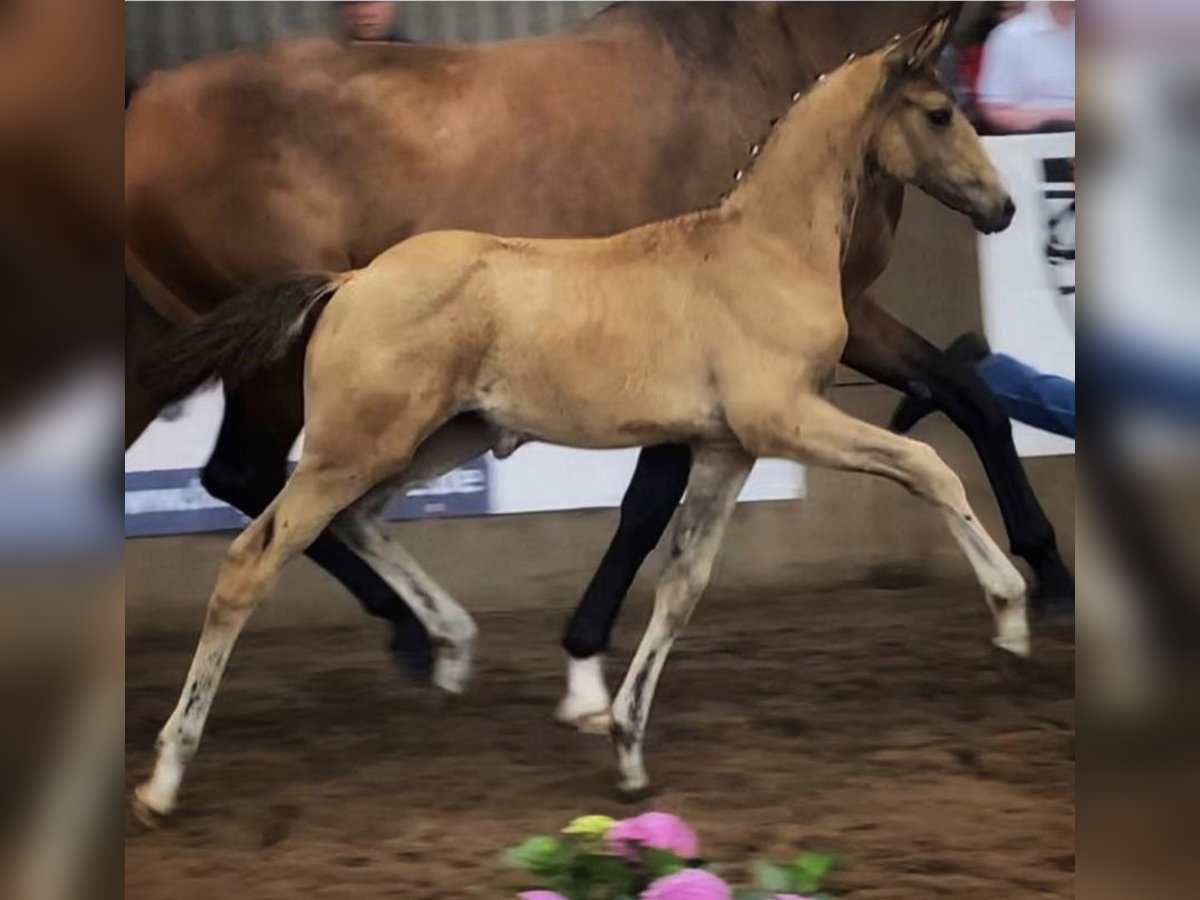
[134,229,493,407]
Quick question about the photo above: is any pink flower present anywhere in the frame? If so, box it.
[517,893,567,900]
[607,812,700,860]
[641,869,731,900]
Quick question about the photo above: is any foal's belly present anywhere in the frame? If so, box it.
[470,369,728,451]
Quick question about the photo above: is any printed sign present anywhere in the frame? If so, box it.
[977,132,1076,457]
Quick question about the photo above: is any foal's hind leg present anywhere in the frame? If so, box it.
[332,414,494,694]
[332,486,480,696]
[134,458,391,819]
[608,446,753,796]
[205,378,436,680]
[743,396,1030,656]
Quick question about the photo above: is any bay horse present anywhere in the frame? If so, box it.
[125,1,1072,724]
[134,18,1029,812]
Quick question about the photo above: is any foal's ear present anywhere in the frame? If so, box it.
[884,11,954,87]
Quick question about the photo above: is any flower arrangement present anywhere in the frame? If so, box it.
[504,811,835,900]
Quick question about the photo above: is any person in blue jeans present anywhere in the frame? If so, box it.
[891,332,1075,438]
[894,330,1200,437]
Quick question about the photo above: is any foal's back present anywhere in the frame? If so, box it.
[316,209,834,451]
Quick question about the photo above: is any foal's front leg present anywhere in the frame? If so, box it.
[841,293,1073,614]
[742,396,1031,656]
[609,446,753,797]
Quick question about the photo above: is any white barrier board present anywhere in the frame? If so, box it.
[977,132,1076,458]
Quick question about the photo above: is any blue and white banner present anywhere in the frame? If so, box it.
[124,459,490,537]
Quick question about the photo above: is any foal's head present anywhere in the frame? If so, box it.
[868,15,1015,234]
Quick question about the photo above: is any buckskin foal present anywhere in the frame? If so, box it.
[135,20,1029,813]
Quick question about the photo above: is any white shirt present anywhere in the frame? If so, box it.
[978,3,1076,109]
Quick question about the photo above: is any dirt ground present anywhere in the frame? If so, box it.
[125,578,1074,899]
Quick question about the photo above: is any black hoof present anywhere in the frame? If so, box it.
[1031,561,1075,625]
[1033,598,1075,627]
[388,626,435,683]
[1030,581,1075,626]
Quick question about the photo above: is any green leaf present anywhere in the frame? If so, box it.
[753,860,795,893]
[641,848,687,878]
[793,852,837,892]
[502,835,564,873]
[554,850,644,900]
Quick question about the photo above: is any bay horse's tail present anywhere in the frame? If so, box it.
[138,272,345,404]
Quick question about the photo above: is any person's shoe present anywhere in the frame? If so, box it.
[889,332,993,433]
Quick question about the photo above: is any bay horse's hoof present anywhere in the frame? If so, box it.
[555,657,613,733]
[1031,564,1075,625]
[131,785,172,828]
[387,627,435,684]
[1032,597,1075,627]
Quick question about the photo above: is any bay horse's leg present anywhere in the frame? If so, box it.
[608,446,752,797]
[134,455,391,819]
[556,444,691,730]
[744,396,1031,657]
[203,381,438,680]
[841,294,1073,617]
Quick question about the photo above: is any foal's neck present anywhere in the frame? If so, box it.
[722,59,882,280]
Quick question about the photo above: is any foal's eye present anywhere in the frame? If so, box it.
[927,107,953,128]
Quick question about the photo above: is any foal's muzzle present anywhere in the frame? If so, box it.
[974,195,1017,235]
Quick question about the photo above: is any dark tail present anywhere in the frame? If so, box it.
[137,272,343,404]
